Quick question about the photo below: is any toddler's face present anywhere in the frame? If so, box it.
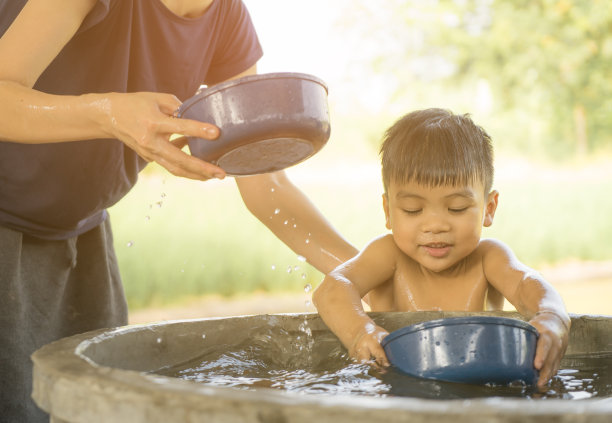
[383,179,498,273]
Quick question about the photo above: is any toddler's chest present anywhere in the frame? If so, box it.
[392,260,489,311]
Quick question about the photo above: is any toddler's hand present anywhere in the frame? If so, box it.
[348,323,390,368]
[529,311,570,389]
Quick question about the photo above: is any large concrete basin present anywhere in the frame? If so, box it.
[32,311,612,423]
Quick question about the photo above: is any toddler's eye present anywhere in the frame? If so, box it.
[449,207,468,213]
[403,209,422,215]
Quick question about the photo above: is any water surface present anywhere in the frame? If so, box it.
[155,325,611,400]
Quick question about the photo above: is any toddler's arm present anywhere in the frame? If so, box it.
[481,239,570,388]
[313,235,397,366]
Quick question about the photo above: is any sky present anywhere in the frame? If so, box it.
[243,1,346,78]
[242,1,392,113]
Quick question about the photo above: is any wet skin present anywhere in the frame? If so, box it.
[313,179,570,389]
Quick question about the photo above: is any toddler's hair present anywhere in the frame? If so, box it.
[380,108,494,193]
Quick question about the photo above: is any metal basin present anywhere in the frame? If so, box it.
[178,72,331,175]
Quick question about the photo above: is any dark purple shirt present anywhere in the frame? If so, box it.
[0,0,263,239]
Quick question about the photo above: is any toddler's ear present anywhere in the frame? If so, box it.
[483,190,499,227]
[382,193,391,230]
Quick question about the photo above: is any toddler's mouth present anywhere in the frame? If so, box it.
[422,242,452,258]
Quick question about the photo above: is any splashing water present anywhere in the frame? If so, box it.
[156,327,612,400]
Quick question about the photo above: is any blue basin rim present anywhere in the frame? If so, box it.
[381,316,538,347]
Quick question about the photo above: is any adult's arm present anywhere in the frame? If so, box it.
[0,0,223,181]
[236,170,358,274]
[225,64,358,271]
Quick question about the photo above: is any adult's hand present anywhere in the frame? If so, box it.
[102,91,226,181]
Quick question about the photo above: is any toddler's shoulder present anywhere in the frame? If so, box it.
[478,238,520,266]
[366,233,396,247]
[478,238,512,253]
[360,233,401,259]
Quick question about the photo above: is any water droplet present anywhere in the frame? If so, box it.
[145,215,151,221]
[301,273,307,279]
[283,220,288,225]
[155,201,163,208]
[274,208,280,215]
[270,188,275,193]
[202,334,206,339]
[127,241,134,247]
[292,224,297,228]
[435,341,440,346]
[271,264,276,270]
[286,265,292,274]
[305,239,310,244]
[304,284,312,293]
[293,265,300,271]
[161,192,167,198]
[305,300,312,307]
[296,255,306,262]
[156,337,162,344]
[298,321,312,337]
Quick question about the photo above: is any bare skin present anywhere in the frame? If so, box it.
[0,0,358,273]
[236,171,358,273]
[313,179,570,388]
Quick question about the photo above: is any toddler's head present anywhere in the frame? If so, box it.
[380,108,494,195]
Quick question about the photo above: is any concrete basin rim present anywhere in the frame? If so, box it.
[68,313,612,415]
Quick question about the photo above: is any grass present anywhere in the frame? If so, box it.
[109,150,612,310]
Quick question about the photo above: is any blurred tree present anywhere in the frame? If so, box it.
[349,0,612,156]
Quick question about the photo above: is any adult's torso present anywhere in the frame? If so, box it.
[0,0,262,239]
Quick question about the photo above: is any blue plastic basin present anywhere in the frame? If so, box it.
[381,316,539,385]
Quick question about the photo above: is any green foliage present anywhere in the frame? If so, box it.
[112,160,612,310]
[341,0,612,156]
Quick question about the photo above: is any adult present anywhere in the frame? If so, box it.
[0,1,357,421]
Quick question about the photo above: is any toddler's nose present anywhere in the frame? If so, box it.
[421,213,451,233]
